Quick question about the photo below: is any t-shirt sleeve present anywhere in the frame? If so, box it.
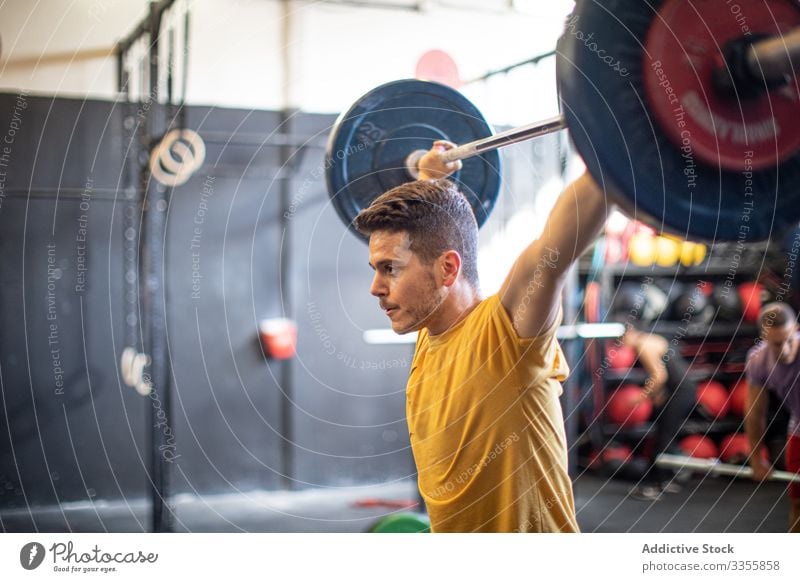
[490,294,562,345]
[488,295,569,384]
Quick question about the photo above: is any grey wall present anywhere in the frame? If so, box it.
[0,94,141,509]
[0,95,418,511]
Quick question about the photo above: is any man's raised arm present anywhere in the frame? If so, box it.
[500,173,612,338]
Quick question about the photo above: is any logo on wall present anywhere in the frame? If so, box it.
[149,128,206,187]
[19,542,46,570]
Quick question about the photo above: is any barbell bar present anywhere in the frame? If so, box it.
[656,453,800,484]
[326,0,800,243]
[404,115,567,179]
[744,25,800,84]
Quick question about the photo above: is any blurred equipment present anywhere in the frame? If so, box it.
[670,283,714,323]
[628,232,658,267]
[696,380,731,420]
[368,513,431,533]
[607,343,637,370]
[711,285,744,321]
[727,378,749,417]
[738,281,766,323]
[719,433,768,464]
[654,235,681,267]
[679,241,708,267]
[327,0,800,241]
[611,281,668,323]
[679,434,719,459]
[607,384,653,427]
[656,453,800,483]
[259,318,298,360]
[415,49,461,88]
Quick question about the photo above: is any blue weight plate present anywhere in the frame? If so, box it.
[556,0,800,242]
[326,79,501,241]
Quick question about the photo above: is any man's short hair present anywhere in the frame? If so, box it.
[354,179,479,288]
[759,301,797,330]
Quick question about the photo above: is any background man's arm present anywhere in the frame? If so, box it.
[745,382,773,480]
[632,333,669,405]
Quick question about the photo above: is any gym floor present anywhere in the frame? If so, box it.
[574,474,788,533]
[0,474,788,533]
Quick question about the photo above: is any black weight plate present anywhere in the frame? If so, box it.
[326,79,501,241]
[556,0,800,242]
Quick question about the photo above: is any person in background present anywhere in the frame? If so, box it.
[745,302,800,533]
[617,323,697,501]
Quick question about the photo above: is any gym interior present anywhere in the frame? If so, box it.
[1,0,799,535]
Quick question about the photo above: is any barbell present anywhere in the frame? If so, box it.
[326,0,800,242]
[656,453,800,484]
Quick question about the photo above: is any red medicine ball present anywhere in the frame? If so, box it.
[719,433,768,464]
[727,379,749,417]
[696,380,730,419]
[679,434,719,459]
[607,384,653,427]
[738,282,764,323]
[607,344,637,370]
[603,444,633,465]
[588,443,633,470]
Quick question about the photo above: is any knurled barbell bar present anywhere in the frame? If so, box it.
[326,0,800,242]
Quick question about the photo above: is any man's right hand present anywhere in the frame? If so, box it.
[418,140,462,180]
[750,457,773,481]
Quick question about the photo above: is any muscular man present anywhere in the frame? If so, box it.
[354,141,611,532]
[617,326,696,501]
[745,302,800,533]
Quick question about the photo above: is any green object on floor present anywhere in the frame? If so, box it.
[369,513,430,533]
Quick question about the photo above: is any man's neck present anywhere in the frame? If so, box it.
[427,284,482,336]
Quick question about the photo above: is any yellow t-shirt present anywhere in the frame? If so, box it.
[407,294,578,533]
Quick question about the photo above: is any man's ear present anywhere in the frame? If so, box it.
[439,250,462,288]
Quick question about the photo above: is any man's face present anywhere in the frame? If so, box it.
[763,322,800,364]
[368,230,444,334]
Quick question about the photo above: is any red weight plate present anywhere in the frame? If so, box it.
[644,0,800,171]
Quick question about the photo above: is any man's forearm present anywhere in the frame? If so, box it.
[638,351,668,384]
[636,337,668,397]
[537,173,613,275]
[745,399,767,455]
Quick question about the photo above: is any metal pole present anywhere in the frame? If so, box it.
[462,50,556,86]
[143,0,175,534]
[278,110,296,490]
[748,26,800,84]
[278,0,295,491]
[404,115,566,178]
[441,116,566,163]
[114,0,177,95]
[656,453,800,483]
